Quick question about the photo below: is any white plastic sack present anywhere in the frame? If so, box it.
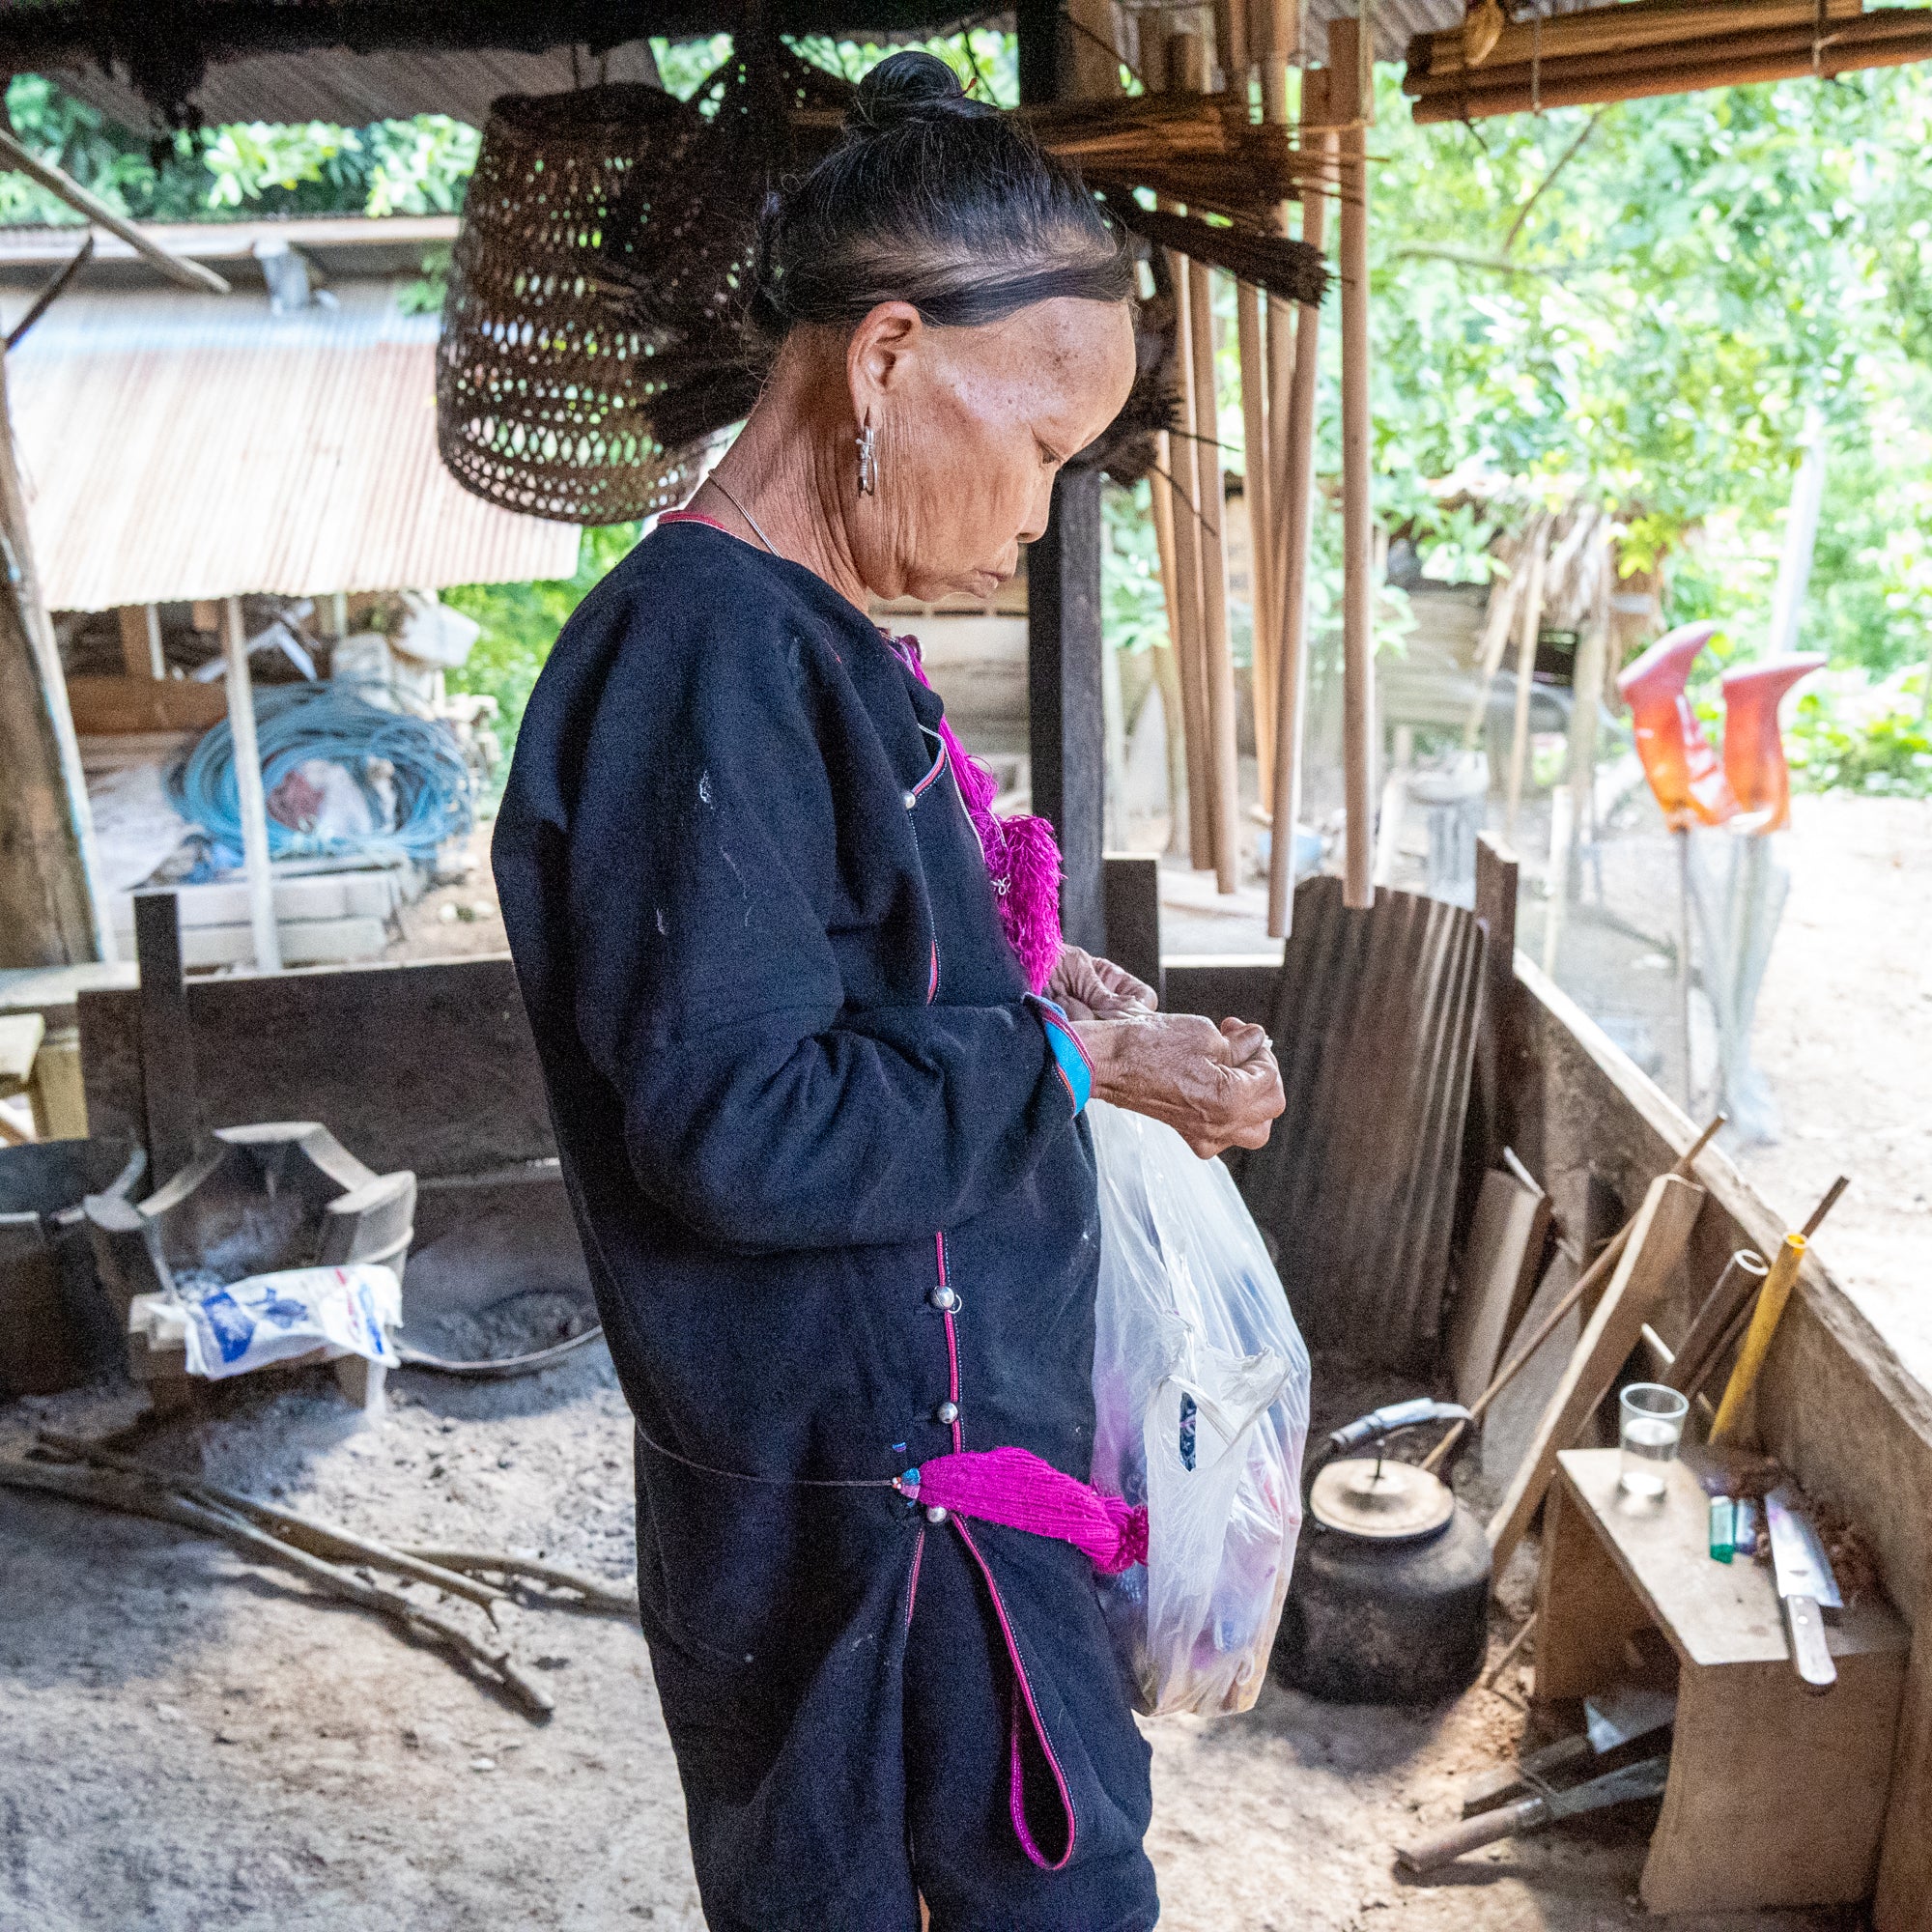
[180,1264,401,1380]
[1089,1099,1310,1716]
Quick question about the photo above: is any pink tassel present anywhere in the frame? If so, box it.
[909,1446,1149,1575]
[887,635,1064,994]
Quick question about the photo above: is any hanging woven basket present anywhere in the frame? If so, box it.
[436,53,850,526]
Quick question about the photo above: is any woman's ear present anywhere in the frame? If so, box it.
[846,301,925,425]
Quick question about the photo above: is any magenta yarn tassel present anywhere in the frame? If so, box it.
[887,634,1064,994]
[909,1447,1149,1575]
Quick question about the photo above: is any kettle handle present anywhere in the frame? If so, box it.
[1302,1398,1474,1497]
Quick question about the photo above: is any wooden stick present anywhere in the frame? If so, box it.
[0,1460,554,1716]
[1503,532,1549,847]
[1802,1174,1849,1238]
[38,1429,509,1610]
[1166,259,1215,873]
[1266,69,1333,940]
[1189,253,1242,893]
[0,128,231,296]
[1422,1112,1726,1473]
[1236,277,1277,802]
[1331,14,1376,911]
[1488,1173,1709,1575]
[406,1549,640,1616]
[1483,1608,1538,1688]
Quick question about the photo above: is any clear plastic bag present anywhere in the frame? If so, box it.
[1088,1099,1310,1716]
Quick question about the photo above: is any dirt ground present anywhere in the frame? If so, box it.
[0,1348,1849,1932]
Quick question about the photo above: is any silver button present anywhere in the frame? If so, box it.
[903,790,919,810]
[924,1505,950,1525]
[935,1401,959,1426]
[928,1286,957,1313]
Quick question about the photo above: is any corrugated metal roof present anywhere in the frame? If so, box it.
[8,277,582,610]
[43,40,664,134]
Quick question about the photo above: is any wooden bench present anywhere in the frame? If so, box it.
[1539,1446,1909,1913]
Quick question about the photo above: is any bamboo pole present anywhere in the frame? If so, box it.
[1189,256,1242,893]
[1412,0,1864,82]
[1503,532,1548,848]
[1165,262,1214,872]
[222,598,282,973]
[1236,279,1277,800]
[1148,457,1192,851]
[1266,65,1333,939]
[1331,14,1376,910]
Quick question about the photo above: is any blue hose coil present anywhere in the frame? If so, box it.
[167,681,473,864]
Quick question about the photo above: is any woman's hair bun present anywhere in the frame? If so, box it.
[849,49,991,131]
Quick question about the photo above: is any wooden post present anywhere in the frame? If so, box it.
[0,350,113,968]
[1028,470,1108,953]
[1166,254,1214,873]
[221,598,282,973]
[117,606,164,680]
[1102,854,1163,1005]
[1015,0,1064,104]
[1189,260,1241,894]
[133,890,203,1182]
[1237,279,1277,799]
[1147,450,1193,854]
[1267,67,1334,938]
[1330,15,1377,910]
[1504,530,1548,846]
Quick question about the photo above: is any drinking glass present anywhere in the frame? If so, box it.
[1618,1382,1689,1500]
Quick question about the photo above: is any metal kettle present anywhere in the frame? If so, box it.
[1274,1398,1492,1706]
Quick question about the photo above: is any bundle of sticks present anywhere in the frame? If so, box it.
[0,1430,639,1719]
[1406,0,1932,124]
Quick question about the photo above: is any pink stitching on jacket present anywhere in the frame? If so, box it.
[951,1519,1077,1871]
[905,1527,925,1633]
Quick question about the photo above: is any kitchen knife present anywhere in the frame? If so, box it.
[1766,1485,1838,1694]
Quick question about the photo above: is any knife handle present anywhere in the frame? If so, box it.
[1783,1594,1837,1695]
[1398,1795,1548,1872]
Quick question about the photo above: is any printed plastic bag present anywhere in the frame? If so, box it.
[180,1264,401,1380]
[1088,1099,1310,1716]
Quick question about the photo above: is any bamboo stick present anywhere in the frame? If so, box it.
[1148,441,1192,851]
[1409,13,1932,121]
[1407,11,1921,100]
[1332,15,1376,910]
[1237,278,1278,800]
[1190,256,1242,893]
[405,1548,640,1615]
[1503,533,1548,847]
[1710,1233,1806,1442]
[1266,67,1333,939]
[1166,254,1214,872]
[1411,0,1865,82]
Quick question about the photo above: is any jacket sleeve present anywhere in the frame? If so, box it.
[564,596,1084,1254]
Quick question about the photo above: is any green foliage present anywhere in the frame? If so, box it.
[1786,676,1932,796]
[1103,480,1168,656]
[442,526,640,768]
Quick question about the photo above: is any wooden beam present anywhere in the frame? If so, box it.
[132,891,202,1184]
[1102,854,1162,1003]
[0,127,230,295]
[1189,257,1242,894]
[221,598,281,973]
[1330,15,1376,911]
[1028,469,1108,953]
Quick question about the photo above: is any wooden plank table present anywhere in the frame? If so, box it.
[1539,1448,1908,1913]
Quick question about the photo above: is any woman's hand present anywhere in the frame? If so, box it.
[1047,947,1158,1021]
[1071,1011,1285,1158]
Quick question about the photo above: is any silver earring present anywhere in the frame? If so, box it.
[856,422,878,497]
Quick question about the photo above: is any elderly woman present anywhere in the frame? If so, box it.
[495,50,1284,1932]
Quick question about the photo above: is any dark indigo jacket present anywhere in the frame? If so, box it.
[493,520,1151,1918]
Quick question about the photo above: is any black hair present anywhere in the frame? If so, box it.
[749,49,1135,343]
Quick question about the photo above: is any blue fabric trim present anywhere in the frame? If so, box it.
[1029,996,1092,1115]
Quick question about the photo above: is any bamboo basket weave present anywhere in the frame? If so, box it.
[437,53,846,526]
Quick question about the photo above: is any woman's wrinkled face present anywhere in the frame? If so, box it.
[843,295,1138,603]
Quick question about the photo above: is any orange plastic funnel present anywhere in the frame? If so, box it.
[1616,621,1738,828]
[1720,655,1824,831]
